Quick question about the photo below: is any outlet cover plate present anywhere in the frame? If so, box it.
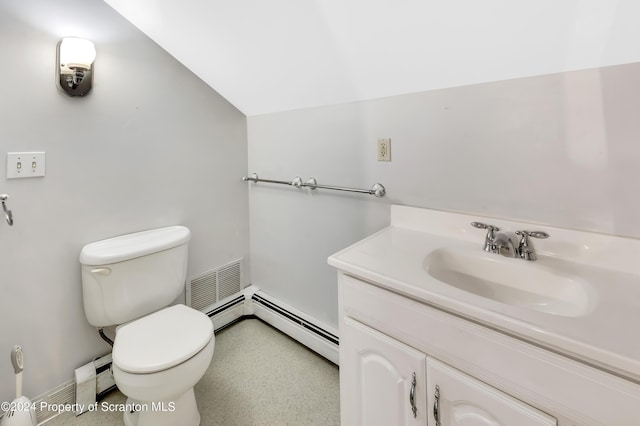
[377,138,391,161]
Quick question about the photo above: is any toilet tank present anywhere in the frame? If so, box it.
[79,226,191,327]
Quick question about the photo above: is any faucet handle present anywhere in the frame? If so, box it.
[515,230,550,240]
[471,222,500,252]
[515,230,549,261]
[471,222,499,232]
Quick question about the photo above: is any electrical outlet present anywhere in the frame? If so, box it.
[378,138,391,161]
[7,152,46,179]
[377,138,391,162]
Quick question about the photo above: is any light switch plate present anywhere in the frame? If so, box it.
[7,152,46,179]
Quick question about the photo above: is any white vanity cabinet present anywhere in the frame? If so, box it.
[337,273,640,426]
[426,358,555,426]
[341,313,556,426]
[341,317,426,425]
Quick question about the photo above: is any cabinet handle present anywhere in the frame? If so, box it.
[433,384,441,426]
[409,372,417,418]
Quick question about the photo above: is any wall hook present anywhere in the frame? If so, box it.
[1,194,14,226]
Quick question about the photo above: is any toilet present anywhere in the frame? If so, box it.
[79,226,214,426]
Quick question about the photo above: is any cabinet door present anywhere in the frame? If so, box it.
[341,317,427,426]
[426,358,556,426]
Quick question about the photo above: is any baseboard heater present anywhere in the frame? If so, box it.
[205,295,246,332]
[203,290,339,364]
[249,292,339,364]
[251,294,339,346]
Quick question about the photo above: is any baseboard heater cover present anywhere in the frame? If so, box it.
[203,289,339,364]
[206,294,245,318]
[251,294,339,345]
[206,294,246,332]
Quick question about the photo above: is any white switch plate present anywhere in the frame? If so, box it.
[377,138,391,161]
[7,152,46,179]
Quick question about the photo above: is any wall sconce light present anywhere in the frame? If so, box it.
[56,37,96,96]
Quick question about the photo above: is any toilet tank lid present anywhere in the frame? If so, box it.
[79,226,191,266]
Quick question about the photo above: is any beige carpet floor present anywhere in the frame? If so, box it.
[45,318,340,425]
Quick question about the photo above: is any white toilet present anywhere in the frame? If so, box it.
[79,226,214,426]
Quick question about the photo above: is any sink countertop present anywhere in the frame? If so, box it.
[328,205,640,382]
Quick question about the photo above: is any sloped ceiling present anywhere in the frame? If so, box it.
[104,0,640,116]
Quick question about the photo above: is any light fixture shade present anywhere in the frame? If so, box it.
[60,37,96,70]
[57,37,96,96]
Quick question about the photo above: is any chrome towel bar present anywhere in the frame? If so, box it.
[242,173,386,198]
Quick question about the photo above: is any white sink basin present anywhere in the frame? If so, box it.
[423,248,595,317]
[330,205,640,380]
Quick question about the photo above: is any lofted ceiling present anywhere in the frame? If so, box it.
[104,0,640,116]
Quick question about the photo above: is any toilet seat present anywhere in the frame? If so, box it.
[113,304,213,374]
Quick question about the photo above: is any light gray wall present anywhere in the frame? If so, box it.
[0,0,249,403]
[248,62,640,329]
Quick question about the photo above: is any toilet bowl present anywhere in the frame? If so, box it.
[79,226,214,426]
[112,304,214,426]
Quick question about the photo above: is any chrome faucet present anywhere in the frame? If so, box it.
[492,232,517,257]
[471,222,499,253]
[515,230,549,261]
[471,222,549,261]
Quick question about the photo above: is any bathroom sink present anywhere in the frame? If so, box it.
[330,205,640,382]
[423,248,594,317]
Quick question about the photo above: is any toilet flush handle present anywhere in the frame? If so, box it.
[91,267,111,275]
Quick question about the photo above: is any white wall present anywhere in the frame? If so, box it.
[248,62,640,329]
[0,0,249,403]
